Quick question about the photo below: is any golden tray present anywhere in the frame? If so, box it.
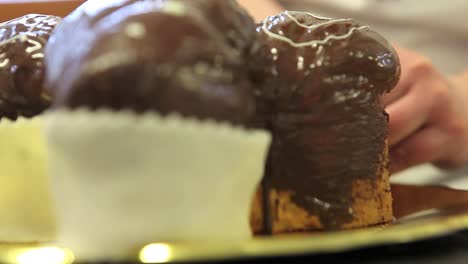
[2,183,468,264]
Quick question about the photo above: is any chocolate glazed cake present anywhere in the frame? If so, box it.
[0,14,61,120]
[45,0,257,126]
[249,11,401,233]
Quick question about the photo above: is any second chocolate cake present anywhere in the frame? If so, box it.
[249,11,401,233]
[0,14,61,120]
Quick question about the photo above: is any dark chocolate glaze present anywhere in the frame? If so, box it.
[250,11,401,230]
[0,14,61,120]
[45,0,256,126]
[186,0,256,55]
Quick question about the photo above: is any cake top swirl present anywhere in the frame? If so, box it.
[251,10,401,111]
[260,11,370,48]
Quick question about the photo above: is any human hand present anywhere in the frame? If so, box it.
[237,0,284,21]
[382,46,468,173]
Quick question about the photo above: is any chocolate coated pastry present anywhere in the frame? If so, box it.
[0,14,61,120]
[45,0,256,126]
[185,0,256,55]
[250,11,401,231]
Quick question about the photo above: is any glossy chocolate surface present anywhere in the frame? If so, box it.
[45,0,256,126]
[250,11,401,230]
[0,14,61,120]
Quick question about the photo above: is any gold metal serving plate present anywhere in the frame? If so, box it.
[3,183,468,264]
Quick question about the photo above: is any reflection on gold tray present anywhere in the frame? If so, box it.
[3,184,468,264]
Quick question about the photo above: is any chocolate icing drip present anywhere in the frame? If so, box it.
[45,0,256,126]
[0,14,61,120]
[251,11,400,230]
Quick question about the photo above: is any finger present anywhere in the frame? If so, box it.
[390,127,448,174]
[431,117,467,170]
[381,50,432,107]
[434,159,465,171]
[386,83,432,146]
[380,69,412,107]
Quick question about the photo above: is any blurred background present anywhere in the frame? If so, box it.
[0,0,83,21]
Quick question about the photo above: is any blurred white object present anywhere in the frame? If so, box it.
[45,110,271,261]
[391,164,468,190]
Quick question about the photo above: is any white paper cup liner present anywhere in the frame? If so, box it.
[44,109,271,261]
[0,117,56,243]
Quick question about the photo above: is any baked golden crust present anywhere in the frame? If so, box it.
[250,141,393,234]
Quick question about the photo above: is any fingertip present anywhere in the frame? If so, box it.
[389,148,409,174]
[389,127,448,173]
[433,158,466,171]
[386,104,405,146]
[386,87,432,146]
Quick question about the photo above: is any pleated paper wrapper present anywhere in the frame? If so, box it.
[44,109,271,261]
